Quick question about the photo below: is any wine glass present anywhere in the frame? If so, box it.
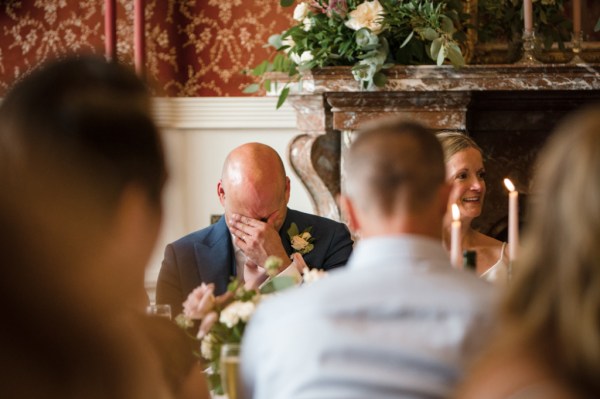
[220,343,241,399]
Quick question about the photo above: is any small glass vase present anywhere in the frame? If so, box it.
[220,343,241,399]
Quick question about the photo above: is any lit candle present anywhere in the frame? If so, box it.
[573,0,581,35]
[451,203,462,269]
[134,0,145,77]
[104,0,116,61]
[524,0,533,33]
[504,178,519,261]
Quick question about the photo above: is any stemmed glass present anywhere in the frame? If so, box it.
[220,343,241,399]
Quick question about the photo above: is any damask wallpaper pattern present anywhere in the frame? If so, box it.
[0,0,293,96]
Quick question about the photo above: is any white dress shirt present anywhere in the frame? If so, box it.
[240,235,497,399]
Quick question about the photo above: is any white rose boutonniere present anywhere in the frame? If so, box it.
[287,222,315,255]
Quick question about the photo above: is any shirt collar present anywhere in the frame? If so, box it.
[348,234,449,270]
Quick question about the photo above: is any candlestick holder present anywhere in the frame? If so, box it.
[516,30,541,65]
[569,31,585,65]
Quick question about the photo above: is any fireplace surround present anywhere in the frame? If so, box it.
[283,64,600,238]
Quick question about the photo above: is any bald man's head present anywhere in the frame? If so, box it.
[218,143,290,230]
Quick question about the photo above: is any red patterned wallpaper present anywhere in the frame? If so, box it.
[0,0,293,96]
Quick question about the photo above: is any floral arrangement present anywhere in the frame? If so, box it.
[287,222,315,254]
[176,256,326,394]
[477,0,571,50]
[245,0,469,108]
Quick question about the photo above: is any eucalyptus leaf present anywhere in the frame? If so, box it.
[430,37,442,60]
[242,83,260,94]
[421,27,439,41]
[437,43,446,66]
[268,34,283,50]
[373,72,387,87]
[287,222,300,239]
[280,0,295,7]
[277,87,290,109]
[440,15,456,34]
[259,276,297,294]
[252,60,269,77]
[400,31,414,48]
[446,43,464,67]
[540,10,547,25]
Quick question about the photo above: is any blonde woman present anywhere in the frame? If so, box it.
[437,131,508,282]
[456,106,600,398]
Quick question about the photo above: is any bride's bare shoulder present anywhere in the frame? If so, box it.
[473,231,504,248]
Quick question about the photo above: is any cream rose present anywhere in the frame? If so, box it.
[219,300,257,328]
[293,2,310,21]
[200,333,215,360]
[345,0,385,35]
[303,17,314,32]
[290,50,314,66]
[291,235,310,251]
[282,36,295,54]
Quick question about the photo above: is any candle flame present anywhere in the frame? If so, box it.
[504,178,515,192]
[451,203,460,221]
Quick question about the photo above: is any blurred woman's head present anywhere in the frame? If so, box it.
[505,105,600,395]
[0,55,170,399]
[0,55,167,312]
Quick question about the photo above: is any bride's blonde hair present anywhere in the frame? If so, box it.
[503,105,600,395]
[436,130,483,163]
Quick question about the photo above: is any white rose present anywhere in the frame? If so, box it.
[237,301,256,323]
[293,2,310,21]
[345,0,385,35]
[289,51,301,64]
[302,17,314,32]
[200,333,215,360]
[290,51,314,66]
[282,36,295,54]
[299,51,314,64]
[291,235,309,251]
[220,301,241,328]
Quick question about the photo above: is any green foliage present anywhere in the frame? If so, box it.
[246,0,469,107]
[259,276,298,294]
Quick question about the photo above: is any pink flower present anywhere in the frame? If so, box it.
[327,0,348,18]
[182,283,215,320]
[308,0,326,14]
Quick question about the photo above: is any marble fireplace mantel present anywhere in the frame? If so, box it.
[283,64,600,237]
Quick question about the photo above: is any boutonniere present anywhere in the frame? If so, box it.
[287,222,315,255]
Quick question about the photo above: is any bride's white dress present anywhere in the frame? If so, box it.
[481,242,510,285]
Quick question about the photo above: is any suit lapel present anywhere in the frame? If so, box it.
[279,209,295,257]
[193,217,234,294]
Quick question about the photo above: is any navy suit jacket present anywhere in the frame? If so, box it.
[156,208,353,315]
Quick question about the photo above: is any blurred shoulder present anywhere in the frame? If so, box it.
[455,343,579,399]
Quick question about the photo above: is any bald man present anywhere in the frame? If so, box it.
[240,121,495,399]
[156,143,353,315]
